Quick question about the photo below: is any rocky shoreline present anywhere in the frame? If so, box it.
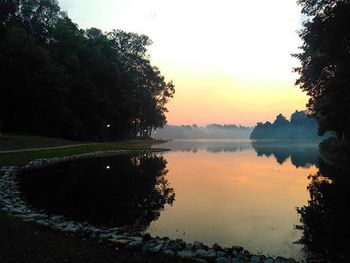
[0,150,302,263]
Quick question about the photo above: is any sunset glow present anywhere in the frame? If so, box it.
[59,0,308,126]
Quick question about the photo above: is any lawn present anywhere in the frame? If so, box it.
[0,134,165,168]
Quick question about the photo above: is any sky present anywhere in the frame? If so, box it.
[58,0,308,126]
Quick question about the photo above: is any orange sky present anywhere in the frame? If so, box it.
[59,0,309,126]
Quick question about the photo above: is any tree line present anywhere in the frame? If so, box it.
[0,0,174,140]
[250,111,332,140]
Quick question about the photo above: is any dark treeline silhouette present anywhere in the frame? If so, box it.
[18,153,175,230]
[0,0,174,140]
[295,0,350,142]
[296,151,350,262]
[250,110,332,140]
[251,140,320,168]
[154,124,252,140]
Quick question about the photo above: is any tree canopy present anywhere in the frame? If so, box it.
[250,111,331,140]
[0,0,174,140]
[295,0,350,140]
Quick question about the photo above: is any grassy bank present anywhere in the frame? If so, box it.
[0,134,164,167]
[0,134,79,151]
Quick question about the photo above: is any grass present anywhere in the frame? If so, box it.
[0,134,165,168]
[0,134,79,151]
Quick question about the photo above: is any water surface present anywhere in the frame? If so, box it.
[17,140,319,260]
[147,140,318,260]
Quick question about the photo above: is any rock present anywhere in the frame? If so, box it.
[217,251,227,258]
[264,258,274,263]
[194,259,208,263]
[176,239,186,248]
[63,223,78,232]
[177,250,194,258]
[36,219,48,226]
[216,257,230,263]
[99,233,113,239]
[195,249,208,258]
[143,243,162,253]
[251,256,261,263]
[194,241,204,250]
[275,257,292,263]
[206,249,217,258]
[111,234,126,240]
[186,242,193,250]
[162,249,174,256]
[213,243,223,251]
[167,241,183,251]
[127,240,143,248]
[232,246,244,253]
[129,236,143,243]
[143,233,152,241]
[113,239,131,246]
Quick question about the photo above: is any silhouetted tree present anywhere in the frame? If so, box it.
[295,0,350,140]
[250,111,328,140]
[0,0,174,140]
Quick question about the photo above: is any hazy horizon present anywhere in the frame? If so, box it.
[58,0,308,126]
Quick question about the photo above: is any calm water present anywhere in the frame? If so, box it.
[148,140,318,260]
[17,140,320,260]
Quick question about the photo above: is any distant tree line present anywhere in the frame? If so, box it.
[154,124,253,140]
[250,111,332,140]
[0,0,174,140]
[295,0,350,141]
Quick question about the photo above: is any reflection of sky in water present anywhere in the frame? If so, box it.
[17,140,320,260]
[149,140,319,260]
[156,139,320,168]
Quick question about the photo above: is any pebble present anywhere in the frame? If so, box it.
[195,249,208,258]
[162,249,175,256]
[194,241,204,249]
[177,250,194,258]
[251,255,261,263]
[114,239,131,246]
[216,257,230,263]
[206,249,217,258]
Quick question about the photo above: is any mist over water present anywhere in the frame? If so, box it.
[16,140,319,260]
[147,140,318,260]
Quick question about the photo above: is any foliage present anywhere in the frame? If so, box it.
[295,0,350,140]
[296,154,350,262]
[0,0,174,140]
[250,110,330,140]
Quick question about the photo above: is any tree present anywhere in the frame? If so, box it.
[273,114,289,127]
[0,0,174,140]
[295,0,350,140]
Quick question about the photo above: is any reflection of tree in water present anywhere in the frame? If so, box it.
[251,141,319,168]
[161,140,252,153]
[296,156,350,262]
[18,154,175,231]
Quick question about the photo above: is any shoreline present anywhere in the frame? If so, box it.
[0,150,302,263]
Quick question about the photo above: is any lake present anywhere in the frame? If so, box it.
[17,140,320,260]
